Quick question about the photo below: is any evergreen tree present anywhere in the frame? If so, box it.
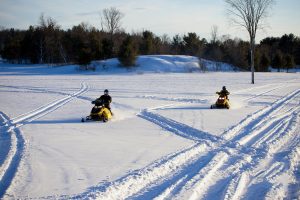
[118,36,137,67]
[78,47,92,69]
[182,32,205,56]
[204,42,223,62]
[21,26,37,63]
[171,34,183,55]
[1,17,300,70]
[37,14,62,64]
[102,38,114,59]
[272,51,284,72]
[89,28,102,60]
[284,54,295,72]
[279,34,297,55]
[260,53,270,72]
[1,29,22,63]
[295,41,300,65]
[140,30,155,55]
[222,38,249,70]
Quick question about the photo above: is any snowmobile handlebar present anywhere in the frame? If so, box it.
[92,100,104,106]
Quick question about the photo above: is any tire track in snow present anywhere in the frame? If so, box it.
[138,109,221,144]
[71,143,210,200]
[222,88,300,141]
[135,95,207,104]
[223,173,250,200]
[153,88,300,200]
[153,175,189,200]
[10,82,88,128]
[68,87,300,200]
[175,152,229,200]
[0,82,89,198]
[212,89,300,200]
[218,116,299,200]
[0,113,12,167]
[235,89,300,149]
[0,112,25,198]
[234,80,299,102]
[69,105,225,199]
[241,84,288,102]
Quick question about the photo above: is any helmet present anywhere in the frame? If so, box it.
[104,89,109,94]
[222,86,226,90]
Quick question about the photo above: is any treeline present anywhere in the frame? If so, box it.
[1,15,299,71]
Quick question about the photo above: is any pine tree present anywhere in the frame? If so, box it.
[118,36,137,67]
[140,31,155,55]
[2,29,22,63]
[171,34,183,55]
[78,47,92,69]
[272,51,284,72]
[260,53,270,72]
[182,32,205,56]
[284,54,295,72]
[102,38,114,59]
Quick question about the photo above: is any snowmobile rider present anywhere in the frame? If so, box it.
[98,89,112,112]
[217,86,230,99]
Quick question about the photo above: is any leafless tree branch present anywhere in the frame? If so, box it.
[224,0,275,84]
[100,7,124,39]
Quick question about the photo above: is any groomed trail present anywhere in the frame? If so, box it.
[0,82,88,198]
[70,85,300,199]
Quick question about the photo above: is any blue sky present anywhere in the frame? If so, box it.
[0,0,299,42]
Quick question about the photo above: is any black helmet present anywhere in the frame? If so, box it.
[104,89,109,94]
[222,86,226,90]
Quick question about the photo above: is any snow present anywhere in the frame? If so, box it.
[0,55,300,199]
[91,55,235,74]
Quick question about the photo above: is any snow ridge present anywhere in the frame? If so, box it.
[138,109,221,143]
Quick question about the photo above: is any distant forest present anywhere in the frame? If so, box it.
[1,14,299,72]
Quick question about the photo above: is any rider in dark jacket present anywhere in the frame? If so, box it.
[98,89,112,111]
[217,86,230,99]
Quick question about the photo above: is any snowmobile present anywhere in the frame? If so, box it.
[211,92,230,109]
[81,100,112,122]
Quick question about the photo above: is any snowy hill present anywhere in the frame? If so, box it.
[0,56,300,199]
[91,55,236,73]
[0,55,236,76]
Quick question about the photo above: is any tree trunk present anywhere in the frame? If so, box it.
[250,37,255,84]
[59,43,67,64]
[39,39,44,64]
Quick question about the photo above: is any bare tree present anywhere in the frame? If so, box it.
[38,13,46,63]
[224,0,274,84]
[101,7,124,40]
[37,13,63,64]
[211,25,219,44]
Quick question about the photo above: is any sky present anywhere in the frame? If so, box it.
[0,0,300,42]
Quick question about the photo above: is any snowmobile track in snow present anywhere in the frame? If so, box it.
[0,82,89,198]
[73,88,300,200]
[9,82,89,129]
[0,112,25,198]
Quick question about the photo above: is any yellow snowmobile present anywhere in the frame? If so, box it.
[82,100,112,122]
[211,92,230,109]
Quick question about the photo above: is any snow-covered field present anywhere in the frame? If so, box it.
[0,55,300,200]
